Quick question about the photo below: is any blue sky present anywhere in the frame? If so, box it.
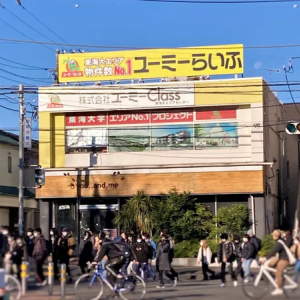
[1,0,300,137]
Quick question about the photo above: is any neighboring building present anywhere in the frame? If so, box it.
[0,130,39,231]
[37,77,286,240]
[280,103,300,231]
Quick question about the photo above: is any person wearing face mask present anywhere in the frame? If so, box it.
[233,235,244,281]
[11,236,28,280]
[49,228,59,279]
[0,226,9,268]
[26,228,35,276]
[32,228,48,286]
[241,234,255,282]
[132,234,149,282]
[78,231,94,274]
[197,240,215,280]
[156,234,175,288]
[291,237,300,283]
[58,227,76,283]
[217,233,237,288]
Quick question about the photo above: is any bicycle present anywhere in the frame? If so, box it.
[242,263,298,299]
[5,274,21,300]
[74,263,146,300]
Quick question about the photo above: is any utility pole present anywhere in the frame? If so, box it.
[18,84,25,237]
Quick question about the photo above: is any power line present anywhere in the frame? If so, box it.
[19,5,70,45]
[0,4,61,46]
[0,17,54,52]
[0,55,50,70]
[2,37,300,51]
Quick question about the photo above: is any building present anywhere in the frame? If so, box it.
[36,77,287,240]
[0,130,39,231]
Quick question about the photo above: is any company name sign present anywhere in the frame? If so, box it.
[38,84,195,112]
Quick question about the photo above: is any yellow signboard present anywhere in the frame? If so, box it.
[58,44,243,83]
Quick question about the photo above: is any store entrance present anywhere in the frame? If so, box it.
[79,204,118,238]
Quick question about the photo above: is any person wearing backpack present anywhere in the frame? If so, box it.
[261,229,294,296]
[247,230,261,259]
[113,233,131,277]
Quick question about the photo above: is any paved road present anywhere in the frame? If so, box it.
[20,265,300,300]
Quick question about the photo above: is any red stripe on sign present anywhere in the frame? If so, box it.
[151,110,194,123]
[195,110,236,120]
[108,112,150,125]
[66,114,107,126]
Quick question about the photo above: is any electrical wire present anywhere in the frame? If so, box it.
[0,17,54,52]
[19,5,70,46]
[0,55,50,70]
[2,37,300,51]
[0,4,61,46]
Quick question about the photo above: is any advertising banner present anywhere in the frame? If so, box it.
[151,110,193,124]
[24,117,32,149]
[66,128,108,150]
[39,84,195,112]
[58,44,243,83]
[151,125,194,151]
[195,109,236,120]
[108,127,150,153]
[194,122,238,149]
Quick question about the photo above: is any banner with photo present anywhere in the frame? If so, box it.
[66,128,108,152]
[151,125,194,151]
[194,122,238,149]
[108,127,150,153]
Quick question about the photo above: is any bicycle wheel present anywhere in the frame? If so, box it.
[283,274,298,299]
[5,275,21,300]
[242,274,270,299]
[74,273,104,300]
[119,274,146,300]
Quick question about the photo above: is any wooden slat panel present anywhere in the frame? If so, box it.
[36,170,263,198]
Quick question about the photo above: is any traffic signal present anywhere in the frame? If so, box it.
[35,166,45,187]
[285,122,300,134]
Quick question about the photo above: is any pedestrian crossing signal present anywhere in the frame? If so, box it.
[285,122,300,134]
[35,166,45,187]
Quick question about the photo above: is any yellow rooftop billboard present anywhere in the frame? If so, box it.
[58,44,243,83]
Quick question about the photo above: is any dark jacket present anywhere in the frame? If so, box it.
[11,244,27,265]
[26,236,35,257]
[79,237,94,266]
[94,239,123,263]
[242,241,255,260]
[217,241,235,263]
[156,239,171,271]
[58,232,76,257]
[249,236,260,257]
[145,240,154,260]
[0,233,8,256]
[266,238,293,261]
[132,240,148,263]
[234,242,243,259]
[50,236,59,256]
[33,235,48,261]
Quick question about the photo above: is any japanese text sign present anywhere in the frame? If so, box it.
[39,83,195,112]
[24,117,32,149]
[58,44,244,83]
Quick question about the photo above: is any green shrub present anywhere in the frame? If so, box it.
[259,234,275,257]
[207,239,220,254]
[174,239,200,258]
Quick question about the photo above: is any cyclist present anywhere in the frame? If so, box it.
[92,231,124,287]
[261,229,293,296]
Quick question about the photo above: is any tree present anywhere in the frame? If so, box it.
[209,204,252,240]
[151,188,213,241]
[113,190,153,233]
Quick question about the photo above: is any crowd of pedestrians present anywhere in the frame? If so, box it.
[0,223,299,297]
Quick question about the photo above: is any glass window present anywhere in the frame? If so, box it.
[8,156,12,173]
